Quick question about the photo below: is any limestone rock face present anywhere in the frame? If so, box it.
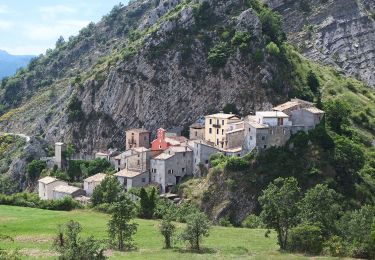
[265,0,375,87]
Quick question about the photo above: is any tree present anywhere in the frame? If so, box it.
[207,42,230,68]
[266,41,280,56]
[108,193,138,251]
[298,184,342,237]
[222,103,239,115]
[53,220,106,260]
[27,160,46,183]
[92,176,121,206]
[139,187,156,219]
[337,205,375,258]
[324,100,350,134]
[307,70,320,93]
[259,8,285,44]
[159,216,176,249]
[181,212,210,251]
[55,36,65,48]
[259,177,301,250]
[287,224,323,255]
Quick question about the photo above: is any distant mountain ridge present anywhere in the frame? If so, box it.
[0,50,34,79]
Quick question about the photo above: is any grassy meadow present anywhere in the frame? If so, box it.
[0,205,349,259]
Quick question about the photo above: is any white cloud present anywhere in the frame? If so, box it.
[39,5,77,20]
[23,20,90,41]
[0,5,9,14]
[0,20,13,30]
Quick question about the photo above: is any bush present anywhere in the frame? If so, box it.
[208,42,231,68]
[287,224,324,255]
[266,42,280,56]
[231,31,251,51]
[323,236,347,257]
[225,157,248,171]
[242,214,265,229]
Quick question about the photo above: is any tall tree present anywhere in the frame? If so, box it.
[159,216,176,249]
[92,176,121,206]
[181,212,210,251]
[139,187,156,219]
[259,177,301,250]
[307,70,320,93]
[298,184,342,237]
[324,100,350,134]
[108,193,138,251]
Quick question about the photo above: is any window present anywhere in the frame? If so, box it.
[142,178,146,183]
[209,128,212,134]
[222,129,224,135]
[249,128,251,132]
[205,160,209,164]
[216,129,219,134]
[159,145,162,149]
[183,152,186,157]
[144,136,147,140]
[264,145,267,149]
[209,119,212,124]
[195,131,197,137]
[182,168,185,172]
[217,139,219,145]
[168,169,174,174]
[250,136,253,140]
[261,136,265,141]
[222,120,224,125]
[137,160,140,165]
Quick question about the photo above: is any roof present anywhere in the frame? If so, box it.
[256,111,289,118]
[55,142,65,146]
[205,113,240,119]
[167,146,192,153]
[84,173,107,183]
[221,147,242,153]
[168,136,188,143]
[132,147,150,153]
[114,169,145,178]
[272,101,301,112]
[227,128,245,134]
[95,152,109,156]
[190,122,205,129]
[126,128,150,133]
[53,185,82,194]
[304,107,325,114]
[246,116,269,129]
[153,153,175,160]
[38,176,60,184]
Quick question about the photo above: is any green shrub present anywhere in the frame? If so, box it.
[225,157,248,172]
[323,236,347,257]
[208,42,231,68]
[231,31,252,51]
[287,224,324,255]
[266,42,280,56]
[242,214,265,229]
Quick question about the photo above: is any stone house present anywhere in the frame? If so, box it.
[113,147,152,172]
[150,146,193,193]
[83,173,107,196]
[38,176,68,200]
[189,116,205,140]
[204,113,242,149]
[125,128,150,150]
[114,169,149,191]
[191,140,220,176]
[52,185,86,200]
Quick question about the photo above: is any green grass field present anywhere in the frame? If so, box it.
[0,205,344,259]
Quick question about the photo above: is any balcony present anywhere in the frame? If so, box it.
[212,124,221,128]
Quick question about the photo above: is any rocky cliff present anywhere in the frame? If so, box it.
[265,0,375,87]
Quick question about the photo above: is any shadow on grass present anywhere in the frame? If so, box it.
[172,247,217,254]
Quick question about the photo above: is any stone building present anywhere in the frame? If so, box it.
[150,146,193,193]
[151,128,187,152]
[125,128,150,150]
[38,176,68,200]
[191,140,220,176]
[114,169,149,191]
[189,116,205,140]
[52,185,86,200]
[204,113,243,149]
[54,142,66,169]
[83,173,107,196]
[113,147,152,172]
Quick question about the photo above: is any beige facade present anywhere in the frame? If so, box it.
[204,113,242,149]
[189,123,205,140]
[114,147,152,172]
[125,129,150,150]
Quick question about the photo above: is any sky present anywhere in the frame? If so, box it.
[0,0,129,55]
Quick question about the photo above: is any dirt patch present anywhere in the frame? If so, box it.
[20,249,59,257]
[15,235,52,243]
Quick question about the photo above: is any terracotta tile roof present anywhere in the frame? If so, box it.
[167,146,192,153]
[205,113,241,119]
[114,169,145,178]
[53,185,82,194]
[38,176,60,184]
[246,116,269,129]
[84,173,107,183]
[153,153,175,160]
[256,111,289,118]
[132,147,150,153]
[126,128,150,133]
[272,101,301,111]
[304,107,325,114]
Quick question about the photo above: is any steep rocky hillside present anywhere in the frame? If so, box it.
[265,0,375,87]
[0,0,374,156]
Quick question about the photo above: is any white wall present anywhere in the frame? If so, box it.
[39,180,67,200]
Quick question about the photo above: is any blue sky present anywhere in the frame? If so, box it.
[0,0,129,55]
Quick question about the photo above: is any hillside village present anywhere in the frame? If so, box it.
[38,98,324,201]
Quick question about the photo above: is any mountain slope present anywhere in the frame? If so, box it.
[265,0,375,87]
[0,0,373,156]
[0,50,34,79]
